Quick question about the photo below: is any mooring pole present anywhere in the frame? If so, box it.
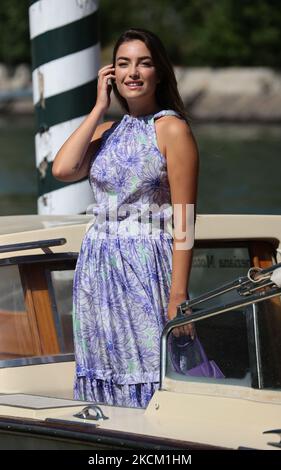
[28,0,100,214]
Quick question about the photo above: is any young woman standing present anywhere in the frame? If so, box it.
[53,28,199,408]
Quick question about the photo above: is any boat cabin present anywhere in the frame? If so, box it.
[0,214,280,449]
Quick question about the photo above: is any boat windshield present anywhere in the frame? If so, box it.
[165,245,281,391]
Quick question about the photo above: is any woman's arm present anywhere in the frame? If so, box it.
[52,116,115,182]
[52,64,115,182]
[52,107,108,182]
[164,117,199,332]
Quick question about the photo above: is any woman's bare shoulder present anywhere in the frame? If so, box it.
[91,120,116,142]
[156,116,193,157]
[156,115,191,137]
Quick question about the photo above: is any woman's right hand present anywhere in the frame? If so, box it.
[167,294,195,339]
[95,64,116,112]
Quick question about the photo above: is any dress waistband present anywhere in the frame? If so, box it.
[85,203,173,239]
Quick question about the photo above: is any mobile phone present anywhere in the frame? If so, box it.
[108,77,116,87]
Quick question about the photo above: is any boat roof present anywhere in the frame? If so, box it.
[0,214,93,258]
[0,213,280,259]
[0,214,93,236]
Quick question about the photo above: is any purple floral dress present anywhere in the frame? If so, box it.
[73,109,181,408]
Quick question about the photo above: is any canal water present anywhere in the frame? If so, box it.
[0,115,280,216]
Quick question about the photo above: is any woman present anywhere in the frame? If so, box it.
[52,28,199,408]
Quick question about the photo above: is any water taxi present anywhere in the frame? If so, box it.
[0,214,280,450]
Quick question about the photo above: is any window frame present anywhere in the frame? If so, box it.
[0,253,77,368]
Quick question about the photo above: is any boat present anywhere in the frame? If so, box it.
[0,213,281,450]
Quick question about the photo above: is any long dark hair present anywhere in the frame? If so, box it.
[112,28,187,121]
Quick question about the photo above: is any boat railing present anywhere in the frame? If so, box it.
[0,238,66,254]
[0,353,75,369]
[160,262,281,388]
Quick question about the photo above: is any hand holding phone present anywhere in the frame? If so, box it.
[107,77,116,87]
[96,64,115,112]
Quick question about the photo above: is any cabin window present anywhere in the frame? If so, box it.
[47,269,75,353]
[252,285,281,389]
[167,242,281,390]
[0,256,76,367]
[167,245,252,386]
[0,265,33,360]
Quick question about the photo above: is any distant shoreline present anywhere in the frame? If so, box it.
[0,65,281,122]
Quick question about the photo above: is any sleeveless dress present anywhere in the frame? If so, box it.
[73,109,181,408]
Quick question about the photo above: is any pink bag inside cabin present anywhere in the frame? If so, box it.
[169,334,225,378]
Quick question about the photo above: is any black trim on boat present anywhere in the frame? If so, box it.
[0,353,75,369]
[0,238,66,254]
[0,252,78,266]
[0,415,226,450]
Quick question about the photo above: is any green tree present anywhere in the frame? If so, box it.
[100,0,281,67]
[0,0,30,64]
[0,0,280,67]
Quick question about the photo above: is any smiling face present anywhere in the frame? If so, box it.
[114,40,160,108]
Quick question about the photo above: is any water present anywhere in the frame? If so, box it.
[0,116,280,216]
[193,123,281,214]
[0,115,37,216]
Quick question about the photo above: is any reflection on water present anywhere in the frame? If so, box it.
[0,115,37,216]
[0,115,280,216]
[193,122,281,214]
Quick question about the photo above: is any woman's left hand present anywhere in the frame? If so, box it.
[167,294,195,338]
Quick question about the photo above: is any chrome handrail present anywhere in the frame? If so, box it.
[160,262,281,388]
[177,261,281,315]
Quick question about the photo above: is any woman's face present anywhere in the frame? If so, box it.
[114,40,159,103]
